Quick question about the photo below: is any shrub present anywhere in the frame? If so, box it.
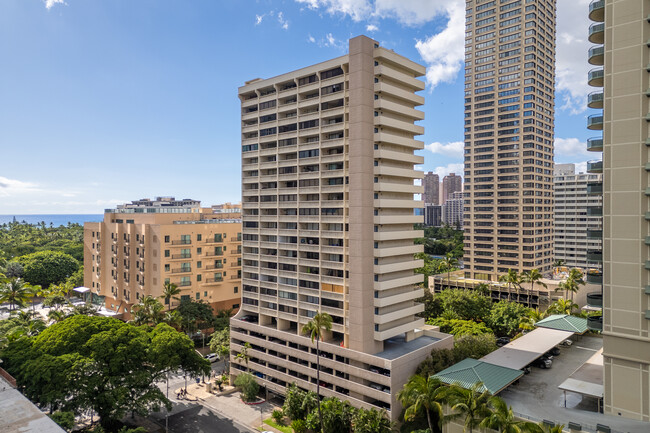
[272,409,284,426]
[234,372,259,402]
[291,419,307,433]
[48,411,75,431]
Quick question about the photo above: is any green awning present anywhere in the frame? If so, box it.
[432,358,523,395]
[535,314,588,334]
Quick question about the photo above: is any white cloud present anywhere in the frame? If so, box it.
[295,0,373,22]
[44,0,66,10]
[255,14,264,25]
[554,137,592,161]
[0,176,41,196]
[574,161,588,174]
[277,12,289,30]
[366,24,379,32]
[308,34,316,43]
[326,33,337,46]
[431,163,464,179]
[556,0,591,114]
[414,1,464,90]
[375,0,460,26]
[424,141,464,158]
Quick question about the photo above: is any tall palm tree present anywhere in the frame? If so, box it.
[0,278,33,311]
[440,252,459,286]
[519,308,547,332]
[548,299,578,316]
[481,396,544,433]
[26,284,42,312]
[446,382,493,433]
[397,375,449,433]
[159,281,181,311]
[132,295,164,325]
[521,269,547,308]
[498,269,521,302]
[565,268,585,302]
[302,312,333,432]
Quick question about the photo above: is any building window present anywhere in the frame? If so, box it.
[197,274,202,282]
[164,236,170,243]
[164,264,170,272]
[164,250,170,257]
[234,286,239,293]
[197,234,202,241]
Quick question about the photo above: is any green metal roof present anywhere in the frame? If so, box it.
[432,358,523,395]
[535,314,588,334]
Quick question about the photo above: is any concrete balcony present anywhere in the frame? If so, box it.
[374,131,424,150]
[587,115,603,131]
[587,314,603,332]
[375,304,424,325]
[587,137,603,152]
[375,229,423,241]
[587,68,603,87]
[586,182,603,195]
[375,165,423,179]
[586,206,603,217]
[375,274,422,291]
[374,65,425,91]
[587,92,603,109]
[374,98,424,120]
[374,288,424,308]
[374,244,421,258]
[375,181,421,194]
[586,292,603,308]
[588,46,604,66]
[586,271,603,285]
[587,160,603,173]
[374,198,422,209]
[374,259,422,274]
[374,317,424,341]
[587,250,603,262]
[375,116,424,136]
[374,215,422,225]
[588,0,604,22]
[588,22,604,44]
[586,229,602,239]
[374,148,424,164]
[374,82,424,106]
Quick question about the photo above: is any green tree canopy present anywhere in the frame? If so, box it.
[486,301,530,337]
[1,315,209,430]
[427,318,493,336]
[433,289,492,322]
[0,221,84,262]
[16,250,79,289]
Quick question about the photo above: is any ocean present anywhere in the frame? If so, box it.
[0,214,103,227]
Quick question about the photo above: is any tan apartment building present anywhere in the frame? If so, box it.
[231,35,453,421]
[84,197,242,317]
[442,173,462,203]
[423,171,440,204]
[587,0,650,421]
[463,0,556,281]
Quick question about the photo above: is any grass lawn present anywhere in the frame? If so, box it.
[261,418,292,433]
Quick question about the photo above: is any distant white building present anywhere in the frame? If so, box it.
[442,191,463,229]
[553,163,603,270]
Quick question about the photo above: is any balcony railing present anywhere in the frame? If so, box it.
[587,115,603,131]
[586,229,602,239]
[587,91,603,109]
[171,268,192,274]
[205,278,224,284]
[586,137,603,152]
[587,160,603,173]
[586,182,603,195]
[588,22,604,44]
[586,271,603,285]
[587,206,603,217]
[588,46,604,66]
[205,264,224,270]
[587,314,603,331]
[587,292,603,307]
[171,254,192,259]
[587,250,603,262]
[587,68,603,87]
[588,0,604,22]
[172,239,192,245]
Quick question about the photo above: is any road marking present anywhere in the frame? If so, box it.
[574,346,598,351]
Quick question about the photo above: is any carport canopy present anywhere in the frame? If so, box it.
[558,348,603,398]
[433,358,523,395]
[480,328,574,370]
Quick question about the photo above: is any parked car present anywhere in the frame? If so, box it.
[496,337,510,347]
[531,357,552,369]
[560,339,572,347]
[204,353,219,363]
[548,346,561,356]
[240,315,258,323]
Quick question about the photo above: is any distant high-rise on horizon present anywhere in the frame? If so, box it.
[441,173,462,203]
[463,0,556,281]
[423,171,440,204]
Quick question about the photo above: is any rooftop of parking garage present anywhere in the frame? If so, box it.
[375,334,440,360]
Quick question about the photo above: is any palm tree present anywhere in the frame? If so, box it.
[26,284,42,312]
[553,259,565,268]
[519,308,546,332]
[440,252,459,286]
[302,312,333,432]
[132,295,164,325]
[475,283,491,297]
[47,309,66,323]
[521,269,547,308]
[498,269,521,302]
[162,310,182,328]
[397,375,448,432]
[0,278,33,311]
[446,382,493,433]
[481,396,544,433]
[539,422,565,433]
[548,299,578,316]
[159,281,181,311]
[564,268,585,302]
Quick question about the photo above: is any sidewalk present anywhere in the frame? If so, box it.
[176,382,280,432]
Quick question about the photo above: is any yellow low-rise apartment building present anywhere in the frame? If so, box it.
[84,197,242,318]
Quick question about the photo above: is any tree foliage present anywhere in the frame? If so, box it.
[0,221,84,262]
[49,411,75,431]
[0,315,209,429]
[234,372,259,402]
[486,301,530,337]
[427,318,492,336]
[414,225,464,258]
[15,250,79,289]
[430,289,492,322]
[416,335,497,378]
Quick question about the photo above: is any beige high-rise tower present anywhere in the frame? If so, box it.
[231,35,453,420]
[423,171,440,204]
[587,0,650,421]
[463,0,556,281]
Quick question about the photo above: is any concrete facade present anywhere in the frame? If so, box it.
[84,198,242,318]
[424,171,440,205]
[443,190,465,229]
[463,0,556,281]
[553,163,603,271]
[234,35,453,421]
[587,0,650,422]
[442,173,462,203]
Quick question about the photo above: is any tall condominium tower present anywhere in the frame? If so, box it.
[463,0,556,281]
[423,171,440,204]
[553,163,603,271]
[587,0,650,421]
[232,35,453,420]
[442,172,462,203]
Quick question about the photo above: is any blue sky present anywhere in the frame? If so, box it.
[0,0,596,214]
